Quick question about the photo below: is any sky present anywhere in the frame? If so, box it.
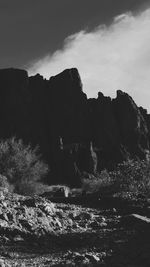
[0,0,150,110]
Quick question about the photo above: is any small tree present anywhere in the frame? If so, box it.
[0,137,49,195]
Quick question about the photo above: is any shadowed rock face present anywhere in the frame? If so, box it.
[0,67,149,185]
[113,90,149,159]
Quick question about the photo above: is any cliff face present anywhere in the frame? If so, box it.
[0,67,149,185]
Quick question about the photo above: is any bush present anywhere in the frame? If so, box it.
[111,159,150,195]
[0,137,49,195]
[82,159,150,197]
[82,170,113,194]
[0,174,13,192]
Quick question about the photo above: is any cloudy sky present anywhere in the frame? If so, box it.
[1,0,150,110]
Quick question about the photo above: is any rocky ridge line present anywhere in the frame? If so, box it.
[0,68,149,185]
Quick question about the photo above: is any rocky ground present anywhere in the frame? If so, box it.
[0,191,150,266]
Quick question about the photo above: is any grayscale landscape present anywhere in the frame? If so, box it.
[0,0,150,266]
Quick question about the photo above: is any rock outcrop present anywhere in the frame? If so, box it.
[113,90,149,159]
[0,67,149,185]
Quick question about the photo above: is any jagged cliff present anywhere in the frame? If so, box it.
[0,67,149,186]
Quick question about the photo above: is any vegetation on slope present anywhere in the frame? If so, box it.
[82,159,150,198]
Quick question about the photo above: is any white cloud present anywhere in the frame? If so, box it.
[28,9,150,111]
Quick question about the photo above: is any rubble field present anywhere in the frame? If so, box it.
[0,192,150,266]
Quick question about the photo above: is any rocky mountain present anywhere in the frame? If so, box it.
[0,67,149,186]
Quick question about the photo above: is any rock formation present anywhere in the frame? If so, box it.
[0,67,149,185]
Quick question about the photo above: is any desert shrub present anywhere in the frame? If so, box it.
[0,137,49,195]
[18,181,53,196]
[82,170,113,193]
[111,159,150,195]
[0,175,10,188]
[82,159,150,197]
[0,174,14,192]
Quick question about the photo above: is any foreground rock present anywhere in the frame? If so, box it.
[0,191,109,246]
[0,192,69,244]
[0,192,150,266]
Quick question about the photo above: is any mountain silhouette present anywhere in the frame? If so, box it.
[0,67,149,185]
